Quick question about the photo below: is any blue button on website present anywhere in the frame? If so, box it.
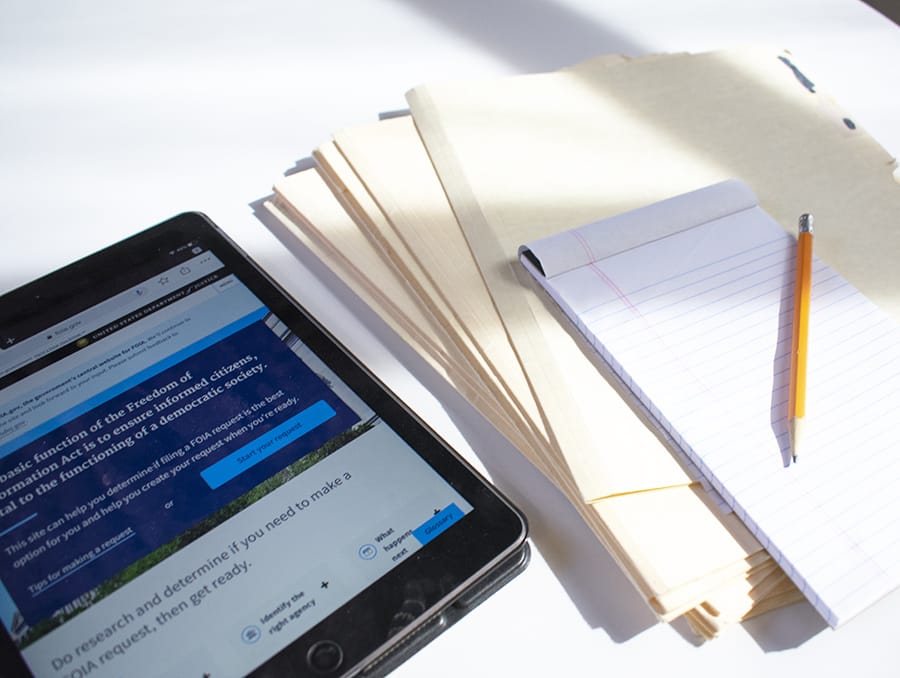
[201,400,337,489]
[412,503,464,546]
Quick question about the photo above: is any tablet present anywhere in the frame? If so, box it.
[0,213,528,677]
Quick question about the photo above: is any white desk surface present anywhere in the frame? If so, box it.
[2,2,898,676]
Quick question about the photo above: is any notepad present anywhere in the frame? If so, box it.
[519,179,900,627]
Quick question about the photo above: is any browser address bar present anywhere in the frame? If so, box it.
[0,252,223,376]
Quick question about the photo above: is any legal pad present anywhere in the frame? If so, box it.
[519,179,900,627]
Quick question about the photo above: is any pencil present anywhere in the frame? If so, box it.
[788,213,814,462]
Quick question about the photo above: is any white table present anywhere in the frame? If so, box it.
[2,2,898,676]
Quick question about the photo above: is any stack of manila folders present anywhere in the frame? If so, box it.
[259,47,900,640]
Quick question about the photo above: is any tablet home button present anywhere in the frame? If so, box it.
[306,640,344,674]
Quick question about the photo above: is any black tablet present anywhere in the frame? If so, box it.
[0,213,528,677]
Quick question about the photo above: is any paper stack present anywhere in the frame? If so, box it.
[261,47,900,639]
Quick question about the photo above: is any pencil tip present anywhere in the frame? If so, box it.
[789,417,804,465]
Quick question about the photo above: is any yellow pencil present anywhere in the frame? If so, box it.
[788,214,814,462]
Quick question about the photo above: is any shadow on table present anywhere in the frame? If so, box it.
[742,601,828,650]
[861,0,900,25]
[392,0,647,71]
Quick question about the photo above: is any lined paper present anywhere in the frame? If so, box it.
[520,180,900,627]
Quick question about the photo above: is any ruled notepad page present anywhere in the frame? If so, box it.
[521,183,900,627]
